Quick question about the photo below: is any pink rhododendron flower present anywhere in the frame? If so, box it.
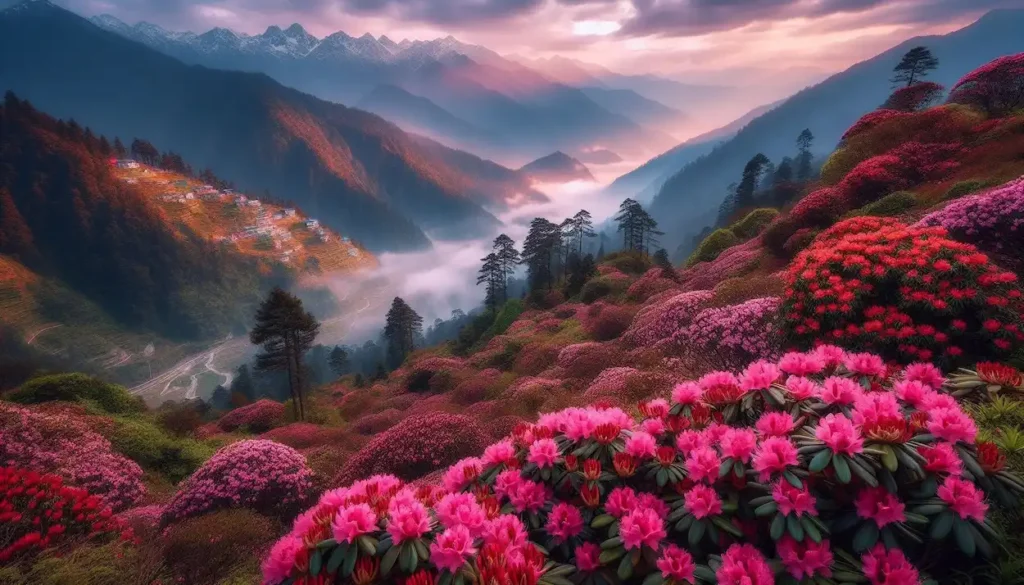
[683,485,722,519]
[784,376,820,400]
[753,437,799,481]
[483,514,528,550]
[813,345,847,368]
[918,443,964,476]
[685,446,722,484]
[624,431,658,459]
[528,439,560,468]
[508,479,548,513]
[671,382,703,405]
[482,440,517,467]
[778,352,825,376]
[676,430,708,452]
[702,423,730,444]
[861,545,920,585]
[698,371,741,391]
[429,525,477,573]
[720,428,757,462]
[640,418,666,436]
[331,503,378,544]
[620,508,666,551]
[844,352,886,377]
[893,380,936,409]
[261,535,304,585]
[443,457,483,493]
[716,543,774,585]
[902,362,944,390]
[641,398,670,418]
[923,392,959,411]
[815,414,864,455]
[575,543,601,572]
[777,537,833,580]
[772,480,817,516]
[546,503,584,543]
[387,498,431,543]
[657,544,696,583]
[756,412,796,436]
[928,406,978,444]
[855,487,906,527]
[494,469,524,499]
[605,487,638,518]
[938,476,988,521]
[818,377,863,406]
[740,360,782,391]
[435,493,487,536]
[637,493,670,519]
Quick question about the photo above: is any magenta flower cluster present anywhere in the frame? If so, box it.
[675,297,783,368]
[0,403,145,512]
[622,290,713,349]
[917,175,1024,258]
[160,439,314,525]
[217,399,286,432]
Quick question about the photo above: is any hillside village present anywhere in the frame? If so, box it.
[110,159,376,274]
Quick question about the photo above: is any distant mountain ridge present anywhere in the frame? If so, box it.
[519,152,595,183]
[0,0,546,252]
[645,8,1024,252]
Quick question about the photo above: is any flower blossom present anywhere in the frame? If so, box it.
[657,544,696,583]
[429,525,477,573]
[772,481,817,517]
[387,498,431,543]
[331,503,378,544]
[739,360,782,391]
[861,545,920,585]
[605,487,638,518]
[844,352,887,377]
[928,406,978,444]
[818,377,863,406]
[855,487,906,528]
[261,535,304,585]
[671,382,703,405]
[683,485,722,519]
[482,440,517,467]
[918,443,964,476]
[528,439,560,468]
[756,412,796,436]
[778,351,825,376]
[815,414,864,455]
[938,476,988,521]
[435,493,487,536]
[902,362,944,389]
[575,543,601,572]
[685,447,722,484]
[546,503,584,543]
[778,537,833,580]
[624,431,657,459]
[784,376,820,400]
[753,437,799,481]
[620,508,666,551]
[716,544,774,585]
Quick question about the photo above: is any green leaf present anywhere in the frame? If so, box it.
[592,514,615,529]
[402,542,418,573]
[832,571,869,583]
[833,454,851,484]
[955,520,976,557]
[358,536,376,556]
[719,458,734,478]
[847,457,879,487]
[642,573,665,585]
[770,514,786,540]
[808,449,832,473]
[754,502,779,517]
[688,520,706,547]
[381,543,401,576]
[711,516,743,537]
[784,470,803,489]
[599,548,625,564]
[343,545,359,577]
[601,537,623,550]
[801,516,822,543]
[656,468,668,487]
[880,446,898,472]
[694,567,716,582]
[316,538,338,550]
[931,511,954,540]
[617,554,634,581]
[309,549,323,577]
[787,515,805,541]
[852,522,879,552]
[326,546,348,574]
[413,539,430,561]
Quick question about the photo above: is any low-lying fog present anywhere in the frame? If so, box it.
[323,177,625,344]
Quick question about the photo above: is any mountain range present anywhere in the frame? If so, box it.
[87,13,700,164]
[0,0,551,253]
[638,8,1024,254]
[519,152,595,183]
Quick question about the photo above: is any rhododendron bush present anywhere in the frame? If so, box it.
[783,217,1023,366]
[0,467,125,563]
[161,439,314,525]
[947,53,1024,116]
[674,297,783,370]
[263,350,1024,585]
[217,399,286,432]
[0,403,145,512]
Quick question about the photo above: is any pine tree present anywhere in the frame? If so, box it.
[112,137,127,158]
[328,346,349,378]
[373,363,388,381]
[653,248,679,281]
[353,373,366,388]
[597,233,607,261]
[563,209,597,255]
[211,385,230,410]
[249,287,321,421]
[774,158,794,184]
[796,130,815,181]
[735,154,770,208]
[477,252,503,310]
[521,218,561,291]
[492,234,520,303]
[383,297,423,366]
[230,364,256,403]
[614,199,645,252]
[891,46,939,88]
[564,253,597,298]
[638,210,663,255]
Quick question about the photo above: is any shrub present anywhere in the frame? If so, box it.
[580,275,628,304]
[512,343,561,376]
[729,208,779,240]
[783,216,1024,366]
[917,176,1024,264]
[623,290,713,349]
[260,423,349,449]
[160,439,314,525]
[848,190,918,217]
[0,403,145,511]
[556,342,620,380]
[117,504,164,535]
[404,358,466,394]
[788,187,851,230]
[839,108,909,143]
[0,467,124,564]
[217,399,285,432]
[686,229,738,267]
[601,251,652,275]
[8,373,142,414]
[782,228,818,258]
[108,417,212,483]
[164,509,277,585]
[676,297,784,370]
[947,53,1024,116]
[710,274,786,308]
[944,179,997,200]
[353,409,406,435]
[582,303,633,341]
[881,81,945,112]
[333,413,491,486]
[156,402,205,437]
[266,353,1024,585]
[626,269,678,302]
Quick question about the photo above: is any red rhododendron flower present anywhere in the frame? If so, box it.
[657,544,696,583]
[772,481,817,517]
[777,536,833,580]
[861,544,920,585]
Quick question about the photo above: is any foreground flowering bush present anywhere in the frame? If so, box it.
[161,439,314,526]
[0,403,145,512]
[263,350,1024,585]
[783,217,1023,366]
[0,467,124,563]
[947,53,1024,116]
[917,175,1024,265]
[218,399,286,432]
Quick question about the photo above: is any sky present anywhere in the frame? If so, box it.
[60,0,1017,87]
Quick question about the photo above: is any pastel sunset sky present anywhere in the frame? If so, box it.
[61,0,1017,88]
